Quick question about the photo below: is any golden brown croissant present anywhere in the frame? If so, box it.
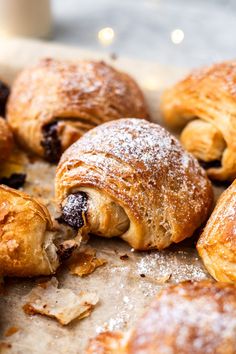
[0,117,13,161]
[161,61,236,181]
[197,179,236,283]
[7,58,149,162]
[55,118,213,250]
[0,185,59,277]
[87,281,236,354]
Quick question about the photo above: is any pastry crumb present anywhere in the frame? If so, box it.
[67,246,107,277]
[23,277,99,325]
[4,327,19,337]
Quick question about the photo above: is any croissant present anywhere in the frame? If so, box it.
[87,281,236,354]
[0,185,59,277]
[55,118,213,250]
[161,61,236,181]
[7,58,149,162]
[0,117,13,161]
[197,179,236,283]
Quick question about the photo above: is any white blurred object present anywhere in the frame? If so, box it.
[0,0,52,38]
[98,27,115,46]
[170,29,184,45]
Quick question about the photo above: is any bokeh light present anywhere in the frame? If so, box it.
[171,29,184,44]
[98,27,115,46]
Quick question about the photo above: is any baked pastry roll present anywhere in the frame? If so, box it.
[161,61,236,181]
[0,185,59,277]
[0,117,13,161]
[7,58,149,162]
[55,118,213,250]
[87,281,236,354]
[197,179,236,283]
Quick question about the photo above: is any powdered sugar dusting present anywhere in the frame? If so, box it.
[136,250,207,283]
[68,118,201,175]
[131,281,236,353]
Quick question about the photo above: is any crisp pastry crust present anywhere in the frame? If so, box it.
[0,117,13,161]
[7,58,149,162]
[55,118,213,250]
[197,179,236,283]
[161,61,236,181]
[0,185,59,277]
[87,281,236,354]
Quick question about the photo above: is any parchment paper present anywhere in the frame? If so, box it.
[0,37,224,354]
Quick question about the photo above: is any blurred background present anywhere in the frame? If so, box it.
[51,0,236,68]
[1,0,236,68]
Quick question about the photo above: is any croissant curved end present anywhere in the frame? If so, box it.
[180,119,226,162]
[0,185,59,277]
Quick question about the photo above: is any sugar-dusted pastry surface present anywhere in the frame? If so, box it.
[126,281,236,354]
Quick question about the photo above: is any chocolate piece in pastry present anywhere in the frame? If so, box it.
[55,118,213,250]
[0,185,59,277]
[161,61,236,181]
[87,281,236,354]
[197,179,236,283]
[0,122,26,189]
[0,173,26,189]
[0,80,10,117]
[0,117,13,161]
[7,58,149,162]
